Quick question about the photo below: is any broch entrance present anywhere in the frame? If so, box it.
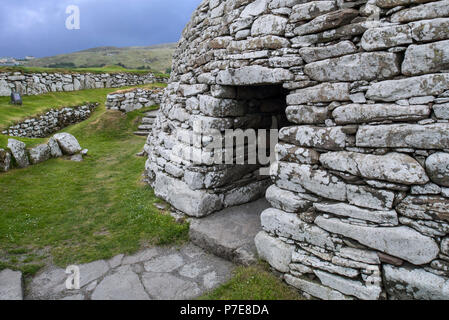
[144,0,449,300]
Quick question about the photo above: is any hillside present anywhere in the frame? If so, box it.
[23,43,176,73]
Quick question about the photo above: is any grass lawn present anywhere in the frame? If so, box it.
[200,264,303,300]
[0,87,188,276]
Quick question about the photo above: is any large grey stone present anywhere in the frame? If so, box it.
[347,184,395,210]
[287,83,350,104]
[285,274,350,300]
[315,216,439,265]
[402,40,449,76]
[294,9,359,36]
[320,151,429,185]
[361,25,412,51]
[286,105,329,124]
[397,195,449,222]
[48,137,63,158]
[216,66,293,85]
[426,152,449,187]
[190,199,269,265]
[391,0,449,23]
[198,95,245,117]
[409,18,449,42]
[366,73,449,101]
[7,139,29,168]
[356,123,449,149]
[304,53,401,81]
[290,1,338,23]
[275,143,320,165]
[53,133,82,155]
[279,126,348,151]
[154,172,223,217]
[376,0,436,8]
[333,103,430,124]
[0,80,12,96]
[261,208,335,249]
[299,41,357,64]
[255,231,295,273]
[0,269,22,300]
[265,185,313,213]
[433,103,449,119]
[314,202,398,226]
[142,273,201,300]
[29,144,51,165]
[0,149,11,172]
[91,266,149,300]
[384,265,449,300]
[251,15,288,36]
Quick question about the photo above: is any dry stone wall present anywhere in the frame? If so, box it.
[144,0,449,299]
[106,88,165,113]
[0,71,168,97]
[2,103,98,138]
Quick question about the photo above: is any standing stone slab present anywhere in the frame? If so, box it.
[315,216,439,265]
[29,144,51,165]
[0,149,11,172]
[304,53,401,82]
[356,123,449,149]
[0,269,22,300]
[402,40,449,76]
[53,133,82,155]
[7,139,29,168]
[426,152,449,187]
[48,137,63,158]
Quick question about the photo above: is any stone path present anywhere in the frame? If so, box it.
[134,110,158,137]
[189,198,269,265]
[0,244,234,300]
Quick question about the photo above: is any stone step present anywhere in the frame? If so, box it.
[134,131,150,137]
[138,124,153,131]
[141,117,155,124]
[189,198,270,266]
[145,110,159,118]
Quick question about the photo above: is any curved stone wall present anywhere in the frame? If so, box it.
[144,0,449,299]
[0,71,168,96]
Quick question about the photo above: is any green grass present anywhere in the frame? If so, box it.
[0,83,167,135]
[0,65,170,77]
[0,87,189,276]
[20,44,175,73]
[200,264,304,300]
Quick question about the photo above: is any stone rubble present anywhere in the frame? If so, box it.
[141,0,449,300]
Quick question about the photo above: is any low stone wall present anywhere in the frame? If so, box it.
[2,103,98,138]
[106,87,165,112]
[0,72,168,96]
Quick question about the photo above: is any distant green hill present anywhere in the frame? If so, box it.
[23,43,176,73]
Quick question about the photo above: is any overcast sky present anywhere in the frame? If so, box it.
[0,0,201,58]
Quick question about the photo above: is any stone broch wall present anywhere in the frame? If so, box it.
[0,71,168,96]
[144,0,449,299]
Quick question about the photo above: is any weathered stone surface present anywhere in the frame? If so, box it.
[28,267,67,299]
[426,153,449,187]
[279,126,348,151]
[241,0,268,17]
[376,0,435,8]
[0,149,11,172]
[272,162,347,201]
[266,185,312,213]
[287,83,350,104]
[299,41,357,63]
[304,53,401,81]
[333,103,430,124]
[361,25,412,51]
[92,266,149,300]
[347,184,395,210]
[275,143,320,165]
[79,260,110,287]
[391,0,449,23]
[397,195,449,221]
[251,15,288,36]
[315,216,439,265]
[314,270,382,300]
[261,208,336,249]
[286,105,329,124]
[384,265,449,299]
[314,202,398,226]
[144,254,184,273]
[339,247,380,265]
[0,269,22,300]
[294,9,359,36]
[198,95,245,117]
[29,144,51,165]
[48,137,63,158]
[7,139,29,168]
[410,18,449,42]
[142,272,201,300]
[229,35,290,51]
[290,1,338,22]
[356,123,449,149]
[154,172,223,217]
[53,133,82,155]
[216,66,293,85]
[434,103,449,119]
[320,151,429,185]
[402,40,449,76]
[411,183,442,195]
[293,250,359,278]
[285,274,350,300]
[255,231,295,272]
